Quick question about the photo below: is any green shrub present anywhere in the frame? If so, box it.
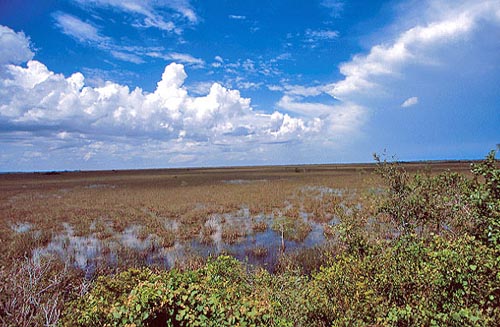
[470,150,500,247]
[310,234,500,326]
[374,153,472,237]
[60,256,274,327]
[252,269,313,327]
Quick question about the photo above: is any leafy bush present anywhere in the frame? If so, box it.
[470,150,500,247]
[309,234,500,326]
[60,256,274,326]
[374,153,472,236]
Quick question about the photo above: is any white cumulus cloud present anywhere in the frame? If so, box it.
[328,0,500,100]
[1,24,341,169]
[0,25,34,65]
[401,96,418,108]
[276,96,365,136]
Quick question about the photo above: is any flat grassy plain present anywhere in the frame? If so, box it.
[0,161,472,272]
[2,160,488,326]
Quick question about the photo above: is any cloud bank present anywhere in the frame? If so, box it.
[328,0,500,101]
[274,0,500,161]
[1,25,358,170]
[3,0,498,170]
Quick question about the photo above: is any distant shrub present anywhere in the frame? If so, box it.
[271,209,312,244]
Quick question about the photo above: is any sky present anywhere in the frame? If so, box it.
[0,0,499,171]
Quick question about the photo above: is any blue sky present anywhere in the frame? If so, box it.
[0,0,499,171]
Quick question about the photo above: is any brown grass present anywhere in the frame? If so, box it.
[246,246,268,258]
[0,162,473,269]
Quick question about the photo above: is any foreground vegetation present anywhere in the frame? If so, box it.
[1,153,498,326]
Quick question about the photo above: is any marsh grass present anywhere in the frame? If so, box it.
[1,163,473,267]
[221,224,247,244]
[0,162,476,326]
[246,245,268,258]
[251,220,268,233]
